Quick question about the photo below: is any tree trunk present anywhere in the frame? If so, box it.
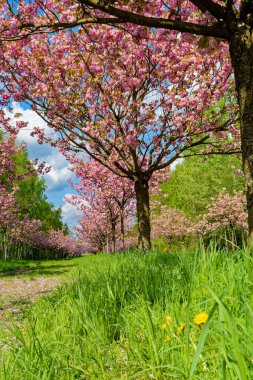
[106,233,109,253]
[224,229,228,252]
[111,223,116,253]
[3,232,8,260]
[230,228,235,252]
[134,176,151,252]
[230,25,253,247]
[120,207,125,251]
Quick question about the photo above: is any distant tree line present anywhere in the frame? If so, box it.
[0,131,79,260]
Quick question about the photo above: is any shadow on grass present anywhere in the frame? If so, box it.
[151,251,194,269]
[152,252,182,265]
[0,262,76,278]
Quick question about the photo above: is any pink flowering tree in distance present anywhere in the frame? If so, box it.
[192,190,247,250]
[2,202,79,259]
[73,191,132,253]
[66,158,135,251]
[75,201,118,253]
[151,190,247,250]
[0,23,238,250]
[75,215,104,254]
[152,206,192,242]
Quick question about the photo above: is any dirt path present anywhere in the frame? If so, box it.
[0,276,65,321]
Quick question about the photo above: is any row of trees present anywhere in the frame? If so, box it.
[0,130,79,259]
[67,159,135,253]
[68,154,246,253]
[0,1,252,251]
[0,7,239,250]
[66,158,168,252]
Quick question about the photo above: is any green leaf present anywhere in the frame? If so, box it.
[189,300,218,378]
[198,37,210,49]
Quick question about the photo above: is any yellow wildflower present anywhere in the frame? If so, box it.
[165,334,170,342]
[166,315,172,325]
[161,315,172,329]
[177,322,186,334]
[193,312,208,327]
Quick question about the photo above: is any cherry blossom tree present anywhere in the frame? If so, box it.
[192,190,247,250]
[0,22,238,250]
[152,206,192,241]
[151,190,247,251]
[124,235,138,251]
[75,200,136,253]
[59,0,253,248]
[75,206,114,253]
[3,210,79,259]
[67,158,135,251]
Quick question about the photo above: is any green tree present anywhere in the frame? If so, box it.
[161,155,245,219]
[12,147,67,232]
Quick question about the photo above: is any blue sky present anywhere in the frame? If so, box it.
[6,103,81,229]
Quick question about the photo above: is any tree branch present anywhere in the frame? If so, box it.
[189,0,226,20]
[183,149,241,157]
[77,0,229,39]
[20,17,122,31]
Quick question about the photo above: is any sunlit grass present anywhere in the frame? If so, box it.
[0,249,252,379]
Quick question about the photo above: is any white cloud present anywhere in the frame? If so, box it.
[46,166,71,190]
[5,102,51,146]
[61,194,83,224]
[43,151,72,190]
[4,102,76,192]
[171,158,184,171]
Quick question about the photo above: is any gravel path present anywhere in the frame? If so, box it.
[0,276,65,320]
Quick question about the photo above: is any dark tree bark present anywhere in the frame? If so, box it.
[119,207,125,251]
[111,222,116,253]
[229,24,253,245]
[134,176,151,252]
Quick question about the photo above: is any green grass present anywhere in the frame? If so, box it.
[0,249,252,379]
[0,259,35,273]
[0,256,85,280]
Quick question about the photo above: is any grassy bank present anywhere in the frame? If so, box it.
[0,249,252,379]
